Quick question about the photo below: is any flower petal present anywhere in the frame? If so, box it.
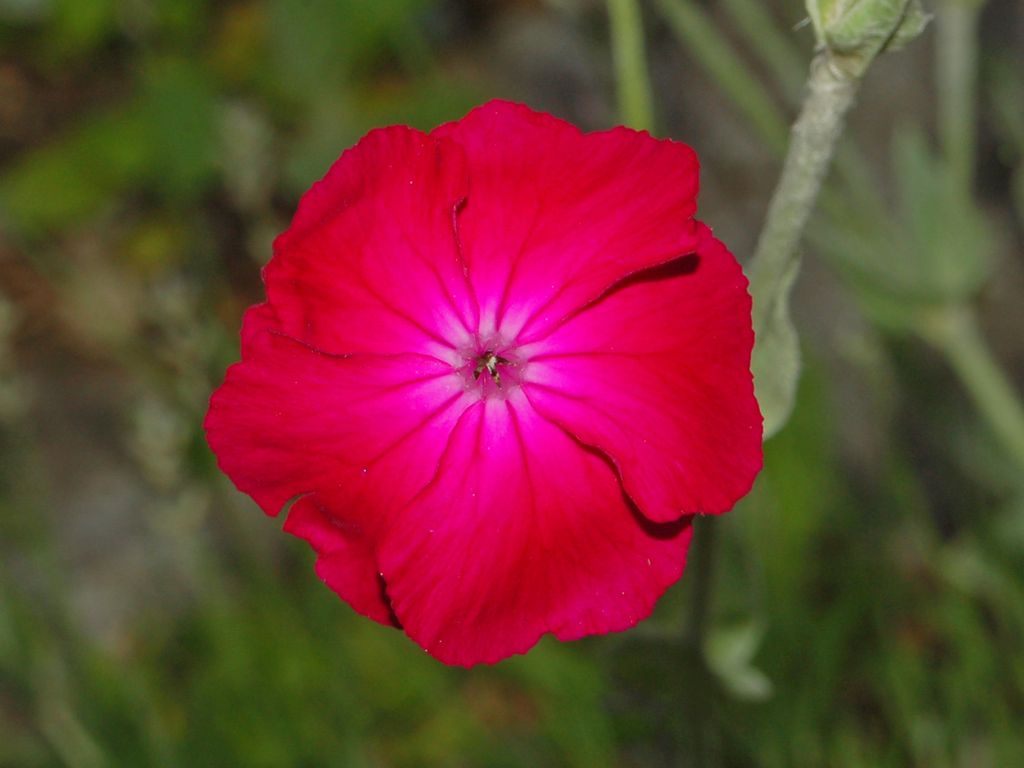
[283,496,398,627]
[239,302,280,353]
[432,101,700,343]
[266,126,476,358]
[204,329,468,519]
[376,395,693,666]
[523,225,762,522]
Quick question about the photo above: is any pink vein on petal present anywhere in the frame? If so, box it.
[396,222,474,337]
[506,401,549,554]
[513,247,700,348]
[389,401,483,519]
[493,201,544,334]
[358,392,466,470]
[450,198,482,332]
[346,269,460,351]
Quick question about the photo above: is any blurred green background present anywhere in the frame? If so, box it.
[2,0,1024,765]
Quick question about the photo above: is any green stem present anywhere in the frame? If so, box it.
[654,0,880,232]
[931,1,1024,470]
[719,0,807,99]
[655,0,789,151]
[921,306,1024,473]
[936,0,983,193]
[607,0,655,131]
[685,516,718,650]
[683,519,719,768]
[683,46,862,654]
[747,53,860,335]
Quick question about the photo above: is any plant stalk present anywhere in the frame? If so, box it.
[923,306,1024,473]
[608,0,655,131]
[656,0,789,150]
[936,0,983,193]
[747,52,860,335]
[685,516,718,650]
[687,50,862,650]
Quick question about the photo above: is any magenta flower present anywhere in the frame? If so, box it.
[204,101,762,666]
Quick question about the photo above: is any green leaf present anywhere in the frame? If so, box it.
[816,125,996,331]
[706,620,773,702]
[887,0,931,52]
[752,258,801,440]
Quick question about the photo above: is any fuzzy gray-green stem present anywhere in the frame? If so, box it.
[747,52,860,335]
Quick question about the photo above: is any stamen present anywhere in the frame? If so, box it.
[473,351,511,387]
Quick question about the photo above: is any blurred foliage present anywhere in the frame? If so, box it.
[2,0,1024,767]
[820,125,996,330]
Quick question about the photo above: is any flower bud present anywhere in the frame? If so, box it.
[806,0,930,76]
